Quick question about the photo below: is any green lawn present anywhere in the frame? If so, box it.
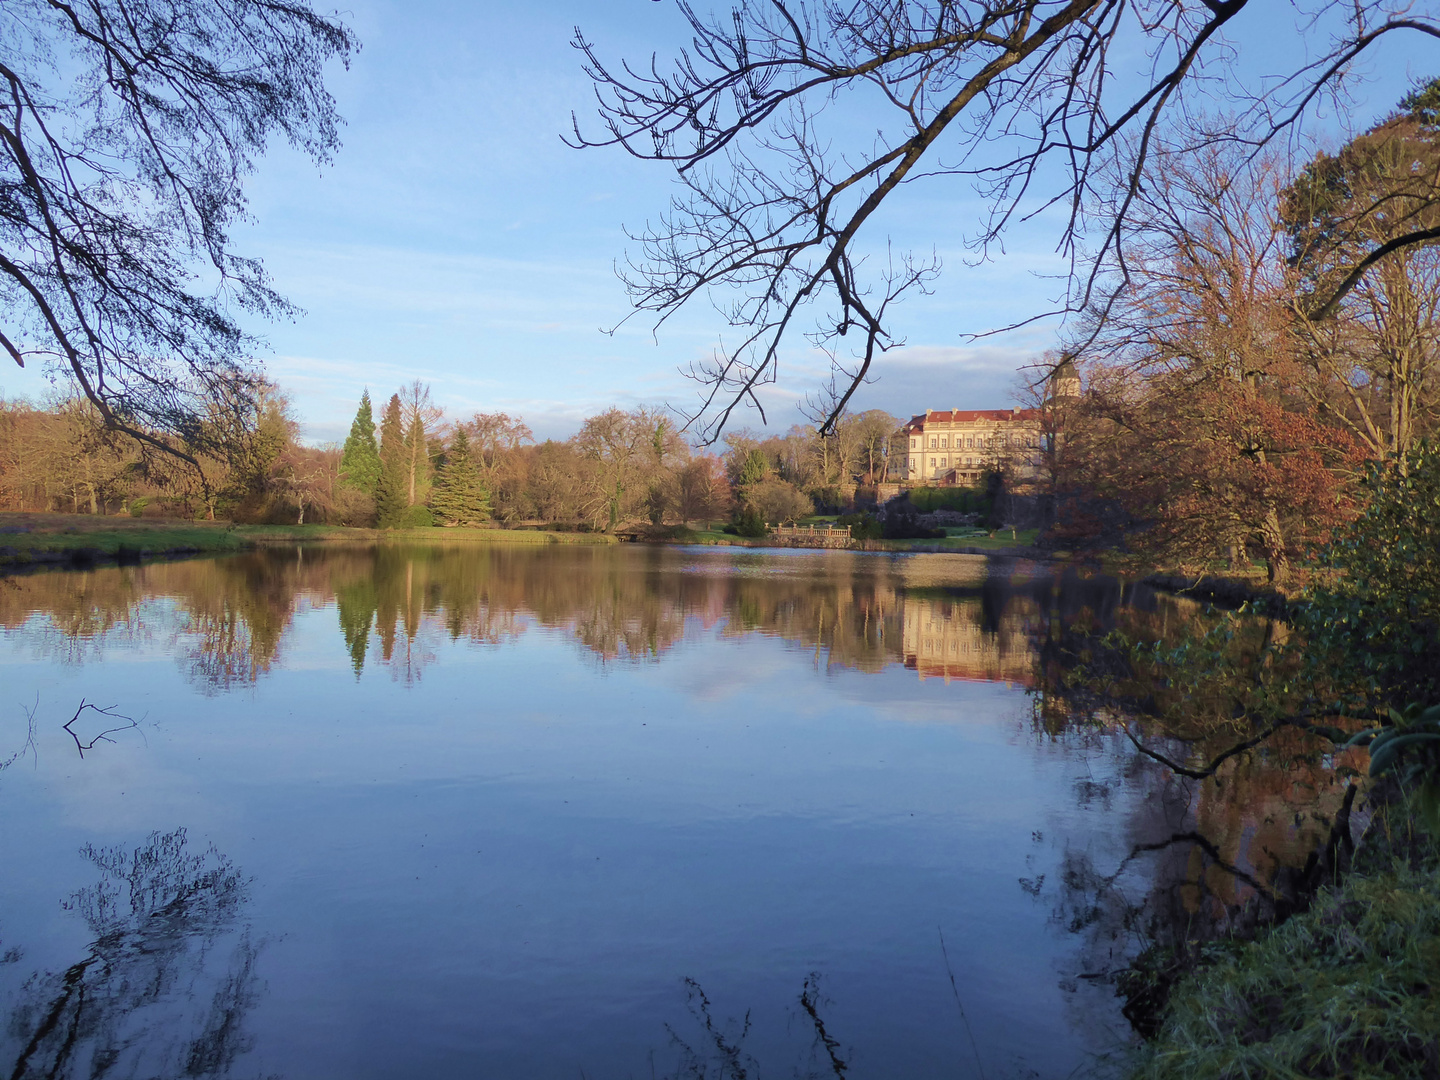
[0,513,619,569]
[878,528,1042,551]
[0,512,1048,568]
[0,514,250,560]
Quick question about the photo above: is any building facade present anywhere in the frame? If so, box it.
[900,407,1044,485]
[898,359,1079,486]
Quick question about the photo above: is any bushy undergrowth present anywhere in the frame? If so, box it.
[1059,447,1440,1078]
[906,485,993,514]
[724,505,768,537]
[1297,443,1440,709]
[836,511,882,540]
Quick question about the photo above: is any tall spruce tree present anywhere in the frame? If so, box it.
[430,428,490,526]
[375,393,409,528]
[339,390,381,494]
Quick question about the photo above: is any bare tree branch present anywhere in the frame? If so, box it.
[0,0,356,451]
[572,1,1439,441]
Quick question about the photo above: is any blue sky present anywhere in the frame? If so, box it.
[3,2,1433,443]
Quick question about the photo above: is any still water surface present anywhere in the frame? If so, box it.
[0,544,1335,1079]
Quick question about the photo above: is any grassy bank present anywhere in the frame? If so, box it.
[0,511,1052,572]
[0,513,253,565]
[1105,450,1440,1079]
[0,512,616,571]
[676,524,1048,555]
[1129,797,1440,1080]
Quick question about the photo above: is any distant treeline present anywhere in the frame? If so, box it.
[327,388,904,531]
[0,378,905,531]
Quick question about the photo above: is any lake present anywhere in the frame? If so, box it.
[0,544,1349,1079]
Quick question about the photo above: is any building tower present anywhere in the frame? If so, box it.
[1049,356,1081,402]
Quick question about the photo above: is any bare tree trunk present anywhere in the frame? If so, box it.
[1263,507,1289,585]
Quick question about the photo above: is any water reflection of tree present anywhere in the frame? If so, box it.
[174,551,334,693]
[317,545,915,672]
[2,829,268,1080]
[1028,593,1367,1035]
[659,975,848,1080]
[0,569,150,664]
[5,545,1178,690]
[0,553,333,690]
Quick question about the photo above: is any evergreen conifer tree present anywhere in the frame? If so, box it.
[335,578,377,677]
[430,429,491,526]
[339,390,381,494]
[375,393,409,528]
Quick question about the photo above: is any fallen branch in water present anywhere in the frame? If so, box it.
[63,700,138,759]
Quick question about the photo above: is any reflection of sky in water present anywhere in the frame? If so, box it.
[0,547,1157,1079]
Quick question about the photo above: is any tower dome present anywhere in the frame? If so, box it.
[1050,356,1081,400]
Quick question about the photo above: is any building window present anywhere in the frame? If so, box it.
[929,437,937,449]
[966,436,973,448]
[940,457,947,467]
[929,457,936,467]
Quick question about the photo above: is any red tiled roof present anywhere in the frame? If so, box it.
[903,408,1042,431]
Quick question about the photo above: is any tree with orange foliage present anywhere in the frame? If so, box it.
[1061,141,1357,581]
[1060,376,1357,580]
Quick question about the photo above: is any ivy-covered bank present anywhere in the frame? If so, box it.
[1109,447,1440,1079]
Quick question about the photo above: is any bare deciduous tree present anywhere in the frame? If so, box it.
[1061,143,1359,580]
[0,0,355,456]
[1284,104,1440,462]
[571,1,1438,440]
[398,381,443,506]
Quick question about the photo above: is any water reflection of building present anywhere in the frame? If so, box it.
[901,596,1034,686]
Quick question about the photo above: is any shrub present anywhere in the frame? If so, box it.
[908,485,991,514]
[1298,443,1440,708]
[743,477,813,523]
[836,512,883,540]
[401,505,435,529]
[880,499,945,539]
[726,505,768,537]
[807,485,846,513]
[331,487,376,527]
[1130,859,1440,1080]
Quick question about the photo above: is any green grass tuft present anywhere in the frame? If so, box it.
[1131,862,1440,1079]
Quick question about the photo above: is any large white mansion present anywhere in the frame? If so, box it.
[901,407,1043,485]
[898,360,1080,486]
